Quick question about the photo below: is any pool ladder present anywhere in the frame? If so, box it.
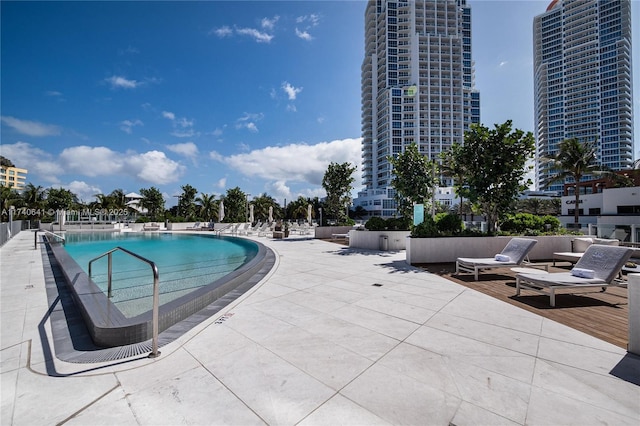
[88,246,161,358]
[34,229,66,249]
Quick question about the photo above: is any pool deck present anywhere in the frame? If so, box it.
[1,230,639,425]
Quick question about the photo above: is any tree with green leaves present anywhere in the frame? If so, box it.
[439,143,468,216]
[287,196,312,221]
[177,184,198,220]
[139,187,165,220]
[322,162,356,225]
[22,183,46,211]
[541,138,609,226]
[1,185,20,220]
[195,193,218,223]
[453,120,535,234]
[46,187,79,211]
[221,187,248,223]
[0,156,15,167]
[252,193,280,222]
[387,143,437,219]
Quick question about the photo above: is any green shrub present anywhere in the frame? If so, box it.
[411,216,438,237]
[500,213,543,234]
[541,215,560,233]
[434,213,463,235]
[365,216,387,231]
[386,217,411,231]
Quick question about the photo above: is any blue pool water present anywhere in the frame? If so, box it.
[63,232,258,317]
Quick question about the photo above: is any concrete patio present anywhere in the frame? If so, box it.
[1,230,639,425]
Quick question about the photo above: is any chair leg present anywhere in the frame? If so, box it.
[515,277,521,296]
[550,289,556,307]
[474,267,479,281]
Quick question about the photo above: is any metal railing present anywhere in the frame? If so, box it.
[88,246,161,358]
[34,229,66,249]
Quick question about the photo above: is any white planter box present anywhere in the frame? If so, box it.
[349,230,411,251]
[406,235,576,264]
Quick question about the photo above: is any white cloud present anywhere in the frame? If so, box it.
[0,141,63,183]
[209,151,224,162]
[296,14,321,26]
[295,13,320,40]
[235,112,263,133]
[216,177,227,189]
[64,181,103,202]
[105,75,139,89]
[212,26,233,37]
[317,116,325,124]
[119,119,143,134]
[265,180,292,201]
[236,27,273,43]
[45,90,63,97]
[295,28,313,41]
[60,146,123,177]
[162,111,198,138]
[499,61,508,67]
[0,116,61,137]
[125,150,184,184]
[261,16,279,30]
[166,142,199,158]
[286,104,297,112]
[281,81,303,100]
[2,142,184,186]
[210,137,362,188]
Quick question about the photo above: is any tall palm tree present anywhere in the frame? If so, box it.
[22,183,46,210]
[195,193,218,223]
[542,138,607,225]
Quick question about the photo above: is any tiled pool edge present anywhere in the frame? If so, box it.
[45,235,273,348]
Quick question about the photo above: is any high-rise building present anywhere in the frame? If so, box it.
[533,0,634,192]
[354,0,480,218]
[0,165,28,190]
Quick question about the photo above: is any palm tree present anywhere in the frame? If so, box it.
[542,138,607,226]
[22,183,46,210]
[195,193,217,223]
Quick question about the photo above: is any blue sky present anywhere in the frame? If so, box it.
[2,0,639,207]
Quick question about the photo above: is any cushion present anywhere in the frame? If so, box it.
[572,237,593,253]
[571,267,595,279]
[593,238,619,246]
[494,254,511,262]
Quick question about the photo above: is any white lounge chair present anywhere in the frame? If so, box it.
[553,237,619,266]
[455,237,538,280]
[516,244,633,307]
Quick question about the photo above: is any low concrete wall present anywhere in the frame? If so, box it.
[314,226,354,240]
[406,235,576,264]
[349,230,411,251]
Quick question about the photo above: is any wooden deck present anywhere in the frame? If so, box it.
[419,262,630,350]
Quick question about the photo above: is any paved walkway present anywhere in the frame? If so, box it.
[1,230,639,425]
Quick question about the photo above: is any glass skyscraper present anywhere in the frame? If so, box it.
[354,0,480,218]
[533,0,634,192]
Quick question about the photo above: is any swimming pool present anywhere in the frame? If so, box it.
[45,231,274,347]
[64,232,258,317]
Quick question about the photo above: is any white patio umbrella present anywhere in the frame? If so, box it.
[249,204,254,223]
[219,200,225,222]
[307,204,312,225]
[268,206,273,223]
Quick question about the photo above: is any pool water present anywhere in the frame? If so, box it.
[63,232,258,317]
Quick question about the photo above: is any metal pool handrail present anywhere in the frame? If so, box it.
[88,246,161,358]
[34,229,66,249]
